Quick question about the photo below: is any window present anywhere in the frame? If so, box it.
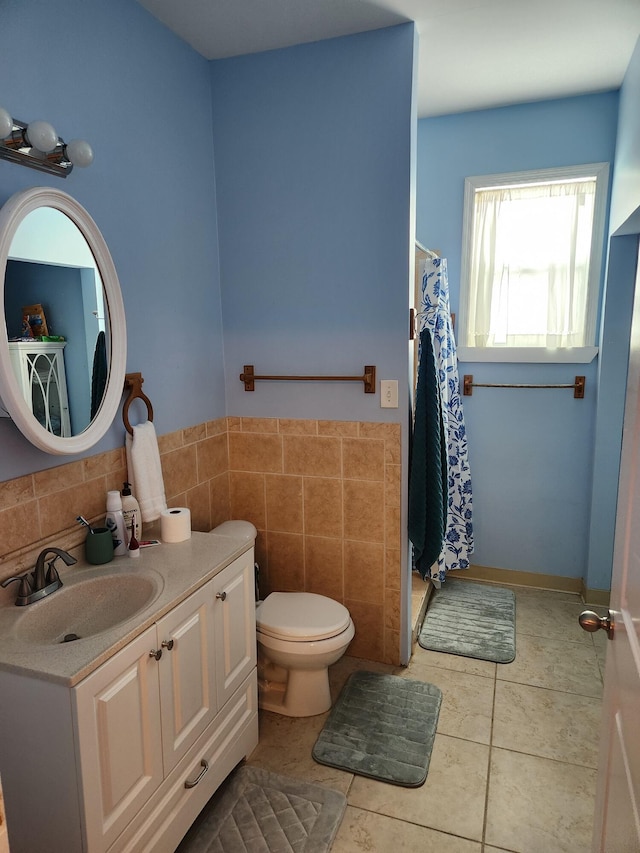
[458,163,609,362]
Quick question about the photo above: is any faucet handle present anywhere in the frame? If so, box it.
[46,559,61,585]
[1,573,33,603]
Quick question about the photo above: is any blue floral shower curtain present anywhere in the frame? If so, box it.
[415,257,474,581]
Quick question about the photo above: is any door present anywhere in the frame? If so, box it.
[213,550,257,708]
[157,583,217,774]
[589,250,640,851]
[73,625,163,853]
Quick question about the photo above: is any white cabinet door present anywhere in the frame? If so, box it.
[73,625,164,853]
[213,550,257,708]
[156,583,217,774]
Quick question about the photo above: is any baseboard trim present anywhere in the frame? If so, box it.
[449,564,588,595]
[448,564,611,606]
[580,581,611,608]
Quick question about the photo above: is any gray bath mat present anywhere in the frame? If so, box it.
[176,765,346,853]
[312,670,442,787]
[418,579,516,663]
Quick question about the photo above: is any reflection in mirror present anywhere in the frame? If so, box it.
[0,187,127,455]
[4,206,109,435]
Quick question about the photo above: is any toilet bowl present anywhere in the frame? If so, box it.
[256,592,355,717]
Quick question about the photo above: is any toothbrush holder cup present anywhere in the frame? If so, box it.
[85,527,114,565]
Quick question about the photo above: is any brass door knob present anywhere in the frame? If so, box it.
[579,610,614,639]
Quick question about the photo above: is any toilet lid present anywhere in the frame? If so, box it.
[256,592,351,641]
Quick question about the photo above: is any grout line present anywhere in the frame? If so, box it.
[496,675,602,700]
[489,743,599,772]
[481,656,498,848]
[341,802,485,848]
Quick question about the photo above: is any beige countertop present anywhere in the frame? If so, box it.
[0,531,253,687]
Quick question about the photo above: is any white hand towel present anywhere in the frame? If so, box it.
[125,420,167,523]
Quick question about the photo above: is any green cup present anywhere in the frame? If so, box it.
[85,527,115,565]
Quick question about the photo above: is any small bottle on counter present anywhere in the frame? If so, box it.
[121,482,142,541]
[128,527,140,559]
[105,490,128,556]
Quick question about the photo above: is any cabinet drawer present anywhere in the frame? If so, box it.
[110,671,258,853]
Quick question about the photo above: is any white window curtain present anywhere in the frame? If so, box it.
[467,179,596,348]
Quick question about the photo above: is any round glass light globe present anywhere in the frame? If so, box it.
[0,107,13,139]
[66,139,94,168]
[26,120,58,153]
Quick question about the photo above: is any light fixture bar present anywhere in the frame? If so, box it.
[0,118,71,176]
[0,108,93,178]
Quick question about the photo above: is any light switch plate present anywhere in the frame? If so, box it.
[380,380,398,408]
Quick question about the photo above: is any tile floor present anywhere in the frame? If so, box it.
[246,579,607,853]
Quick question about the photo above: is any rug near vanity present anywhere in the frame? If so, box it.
[176,765,347,853]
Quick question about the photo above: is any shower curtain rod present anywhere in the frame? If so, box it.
[463,374,585,399]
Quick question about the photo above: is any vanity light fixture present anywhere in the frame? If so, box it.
[0,106,93,178]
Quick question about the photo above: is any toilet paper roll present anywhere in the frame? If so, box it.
[160,507,191,543]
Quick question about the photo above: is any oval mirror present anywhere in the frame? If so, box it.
[0,187,126,455]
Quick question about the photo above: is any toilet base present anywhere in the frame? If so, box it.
[258,666,332,717]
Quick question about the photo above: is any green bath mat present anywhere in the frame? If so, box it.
[312,670,442,787]
[176,765,346,853]
[418,579,516,663]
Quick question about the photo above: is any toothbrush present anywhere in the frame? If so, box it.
[76,515,95,534]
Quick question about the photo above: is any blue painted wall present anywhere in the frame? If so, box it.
[610,39,640,236]
[0,5,416,489]
[416,94,619,582]
[587,38,640,591]
[0,0,223,479]
[211,25,415,425]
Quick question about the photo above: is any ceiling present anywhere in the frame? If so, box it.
[137,0,640,117]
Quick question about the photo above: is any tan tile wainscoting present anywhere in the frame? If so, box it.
[0,417,403,665]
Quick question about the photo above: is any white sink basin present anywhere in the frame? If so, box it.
[12,571,163,644]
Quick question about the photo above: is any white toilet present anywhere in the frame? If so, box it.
[256,591,355,717]
[210,520,355,718]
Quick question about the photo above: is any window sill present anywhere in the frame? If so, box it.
[457,346,599,364]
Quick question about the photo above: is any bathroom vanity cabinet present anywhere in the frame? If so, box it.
[0,546,258,853]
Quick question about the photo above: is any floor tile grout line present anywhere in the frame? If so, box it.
[495,675,602,700]
[493,678,603,699]
[481,659,498,848]
[488,743,599,772]
[341,802,486,848]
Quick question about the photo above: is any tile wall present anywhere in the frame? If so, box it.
[0,417,230,587]
[227,418,402,665]
[0,417,402,665]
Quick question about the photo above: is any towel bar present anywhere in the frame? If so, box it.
[240,364,376,393]
[123,372,154,434]
[463,374,585,399]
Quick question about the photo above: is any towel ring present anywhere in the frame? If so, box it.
[123,372,154,435]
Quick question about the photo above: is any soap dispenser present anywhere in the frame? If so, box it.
[121,482,142,541]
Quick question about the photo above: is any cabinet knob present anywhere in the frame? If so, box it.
[149,649,162,661]
[216,591,227,601]
[161,639,174,651]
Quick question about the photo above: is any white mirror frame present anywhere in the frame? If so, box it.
[0,187,127,455]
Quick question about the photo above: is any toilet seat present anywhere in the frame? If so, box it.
[256,592,351,642]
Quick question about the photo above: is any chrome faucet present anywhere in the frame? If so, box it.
[1,547,77,606]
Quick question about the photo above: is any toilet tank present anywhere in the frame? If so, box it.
[211,521,259,600]
[210,520,257,543]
